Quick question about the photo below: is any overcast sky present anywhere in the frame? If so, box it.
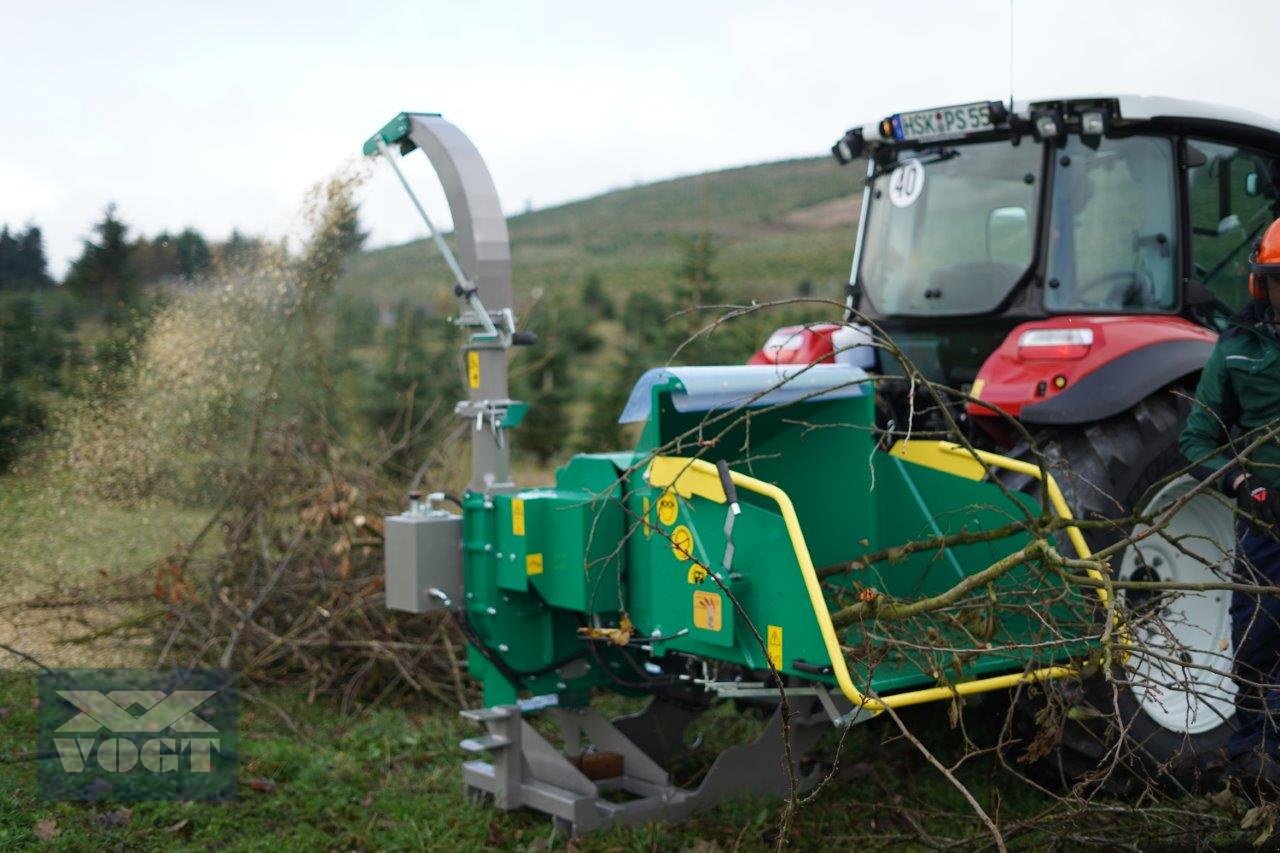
[4,0,1279,277]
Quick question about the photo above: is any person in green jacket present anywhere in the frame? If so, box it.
[1180,217,1280,790]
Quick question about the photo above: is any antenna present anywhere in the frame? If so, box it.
[1008,0,1015,111]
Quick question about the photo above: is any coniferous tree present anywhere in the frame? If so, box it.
[581,272,614,320]
[514,287,601,464]
[174,228,212,278]
[65,204,138,322]
[0,228,15,287]
[217,229,267,267]
[0,224,53,290]
[131,232,182,284]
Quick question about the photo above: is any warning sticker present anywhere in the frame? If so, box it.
[512,498,525,536]
[670,525,693,562]
[526,553,543,575]
[687,564,708,584]
[767,625,783,669]
[466,350,481,389]
[656,490,679,526]
[693,591,722,632]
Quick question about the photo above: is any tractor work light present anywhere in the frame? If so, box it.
[1031,109,1064,141]
[1079,109,1107,137]
[831,128,865,165]
[1017,327,1094,360]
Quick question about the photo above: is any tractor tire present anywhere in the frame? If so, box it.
[999,389,1237,794]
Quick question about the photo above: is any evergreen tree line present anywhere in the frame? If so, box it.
[2,206,273,302]
[0,204,284,470]
[0,224,54,290]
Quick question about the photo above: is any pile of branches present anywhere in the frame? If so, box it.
[152,420,474,713]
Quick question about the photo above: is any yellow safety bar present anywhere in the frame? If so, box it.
[647,442,1110,714]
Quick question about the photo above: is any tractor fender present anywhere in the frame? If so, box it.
[967,316,1217,427]
[1018,338,1213,425]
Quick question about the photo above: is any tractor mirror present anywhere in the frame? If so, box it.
[987,206,1030,264]
[1246,172,1261,197]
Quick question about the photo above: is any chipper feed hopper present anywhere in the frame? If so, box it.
[367,113,1107,834]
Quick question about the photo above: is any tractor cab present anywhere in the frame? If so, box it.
[757,96,1280,438]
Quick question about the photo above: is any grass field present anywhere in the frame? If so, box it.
[0,670,1073,850]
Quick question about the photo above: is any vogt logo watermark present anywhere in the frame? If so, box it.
[38,669,237,801]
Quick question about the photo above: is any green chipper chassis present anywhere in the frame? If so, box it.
[368,113,1107,834]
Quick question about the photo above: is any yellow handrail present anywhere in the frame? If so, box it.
[647,443,1109,715]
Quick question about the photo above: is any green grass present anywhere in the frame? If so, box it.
[0,472,210,591]
[0,670,1074,851]
[341,156,860,309]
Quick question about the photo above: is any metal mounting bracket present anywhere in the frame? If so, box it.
[460,696,838,835]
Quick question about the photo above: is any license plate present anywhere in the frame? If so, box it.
[892,102,993,143]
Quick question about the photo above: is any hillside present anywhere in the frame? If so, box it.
[340,155,862,309]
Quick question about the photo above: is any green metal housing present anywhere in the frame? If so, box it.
[462,373,1094,708]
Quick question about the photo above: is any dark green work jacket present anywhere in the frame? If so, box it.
[1180,301,1280,489]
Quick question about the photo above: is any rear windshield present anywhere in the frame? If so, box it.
[858,139,1042,316]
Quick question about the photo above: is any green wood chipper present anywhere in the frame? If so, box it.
[367,112,1109,834]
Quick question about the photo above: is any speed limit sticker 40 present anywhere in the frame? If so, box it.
[889,159,925,208]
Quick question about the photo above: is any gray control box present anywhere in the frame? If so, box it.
[384,511,463,613]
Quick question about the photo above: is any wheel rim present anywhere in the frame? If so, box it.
[1118,475,1237,735]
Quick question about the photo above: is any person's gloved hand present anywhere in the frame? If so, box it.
[1234,473,1280,529]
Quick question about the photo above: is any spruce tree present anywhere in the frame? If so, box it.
[65,204,138,322]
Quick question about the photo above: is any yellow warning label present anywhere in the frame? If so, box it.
[687,564,708,584]
[526,553,543,575]
[512,498,525,536]
[656,490,679,526]
[670,525,693,562]
[466,350,481,389]
[767,625,783,669]
[693,590,722,631]
[642,496,652,539]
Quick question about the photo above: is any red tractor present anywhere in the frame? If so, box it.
[754,95,1280,788]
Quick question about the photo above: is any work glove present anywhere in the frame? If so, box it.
[1232,472,1280,530]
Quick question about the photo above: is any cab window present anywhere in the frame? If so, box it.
[1044,136,1179,313]
[1187,140,1277,312]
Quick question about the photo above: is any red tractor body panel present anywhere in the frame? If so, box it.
[747,323,841,366]
[966,315,1217,421]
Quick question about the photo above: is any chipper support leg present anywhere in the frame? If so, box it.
[460,696,834,835]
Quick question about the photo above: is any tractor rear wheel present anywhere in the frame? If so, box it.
[1001,390,1237,793]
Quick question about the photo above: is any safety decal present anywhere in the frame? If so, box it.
[512,498,525,536]
[466,350,481,389]
[767,625,783,669]
[642,496,652,539]
[687,564,708,584]
[693,590,722,632]
[526,553,543,575]
[670,525,693,562]
[656,490,679,526]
